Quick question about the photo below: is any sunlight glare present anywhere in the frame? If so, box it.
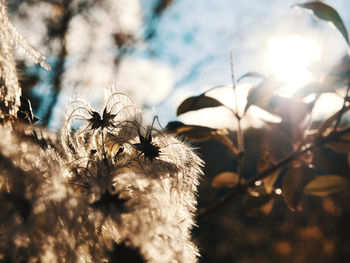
[266,36,322,92]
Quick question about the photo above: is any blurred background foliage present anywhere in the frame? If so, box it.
[6,0,350,262]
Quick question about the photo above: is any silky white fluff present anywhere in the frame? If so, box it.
[60,89,203,262]
[0,89,203,262]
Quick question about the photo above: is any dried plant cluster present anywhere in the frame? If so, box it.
[0,92,203,262]
[0,1,203,262]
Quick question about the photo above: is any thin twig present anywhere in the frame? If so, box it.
[231,50,244,183]
[231,51,244,153]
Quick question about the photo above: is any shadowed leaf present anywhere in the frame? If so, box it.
[326,133,350,153]
[174,124,218,141]
[304,175,350,196]
[258,153,281,194]
[177,94,225,116]
[211,132,239,155]
[244,194,275,217]
[212,172,240,188]
[248,183,267,197]
[282,166,316,211]
[295,2,349,45]
[170,123,239,155]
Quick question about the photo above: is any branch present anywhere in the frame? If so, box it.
[198,126,350,220]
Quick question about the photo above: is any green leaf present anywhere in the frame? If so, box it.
[172,124,239,155]
[212,172,240,188]
[176,94,225,116]
[295,1,349,45]
[282,166,316,211]
[244,76,283,113]
[304,175,350,196]
[258,152,281,194]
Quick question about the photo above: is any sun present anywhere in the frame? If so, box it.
[265,35,322,93]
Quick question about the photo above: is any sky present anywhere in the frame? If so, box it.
[12,0,350,130]
[142,0,350,129]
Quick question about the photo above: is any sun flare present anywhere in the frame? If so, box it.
[266,35,322,92]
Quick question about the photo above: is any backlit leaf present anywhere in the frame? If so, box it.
[318,110,339,137]
[176,94,225,116]
[268,96,312,124]
[304,175,350,196]
[323,58,350,88]
[318,105,350,136]
[237,72,265,83]
[296,2,349,45]
[244,76,283,112]
[282,166,316,211]
[292,83,330,99]
[212,172,240,188]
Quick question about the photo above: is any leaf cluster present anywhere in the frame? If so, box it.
[170,1,350,218]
